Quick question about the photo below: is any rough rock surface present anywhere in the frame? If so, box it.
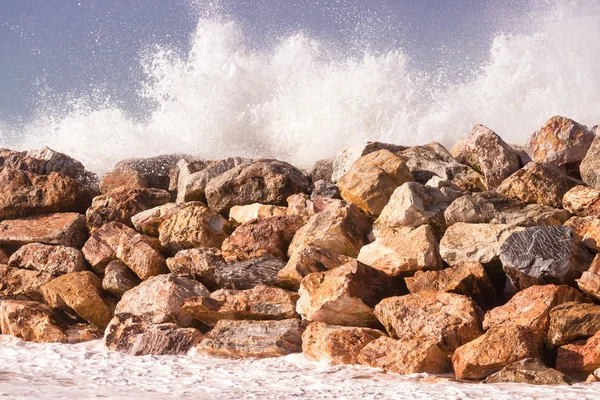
[81,222,136,275]
[580,134,600,189]
[228,203,287,225]
[0,213,87,250]
[297,261,396,328]
[102,260,141,297]
[130,203,183,237]
[196,319,306,358]
[214,257,286,290]
[556,330,600,379]
[563,186,600,217]
[331,142,406,183]
[0,265,54,302]
[116,233,168,280]
[484,358,574,385]
[286,193,340,222]
[99,155,183,193]
[311,180,340,199]
[0,248,8,264]
[311,159,334,183]
[565,216,600,253]
[547,302,600,348]
[578,256,600,302]
[8,243,86,276]
[166,248,223,291]
[452,325,546,380]
[301,322,386,365]
[0,300,67,343]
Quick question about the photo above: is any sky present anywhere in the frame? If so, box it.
[0,0,532,123]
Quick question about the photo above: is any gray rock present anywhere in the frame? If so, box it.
[311,159,334,183]
[311,180,340,199]
[214,257,286,290]
[485,358,574,385]
[166,248,224,291]
[102,260,141,297]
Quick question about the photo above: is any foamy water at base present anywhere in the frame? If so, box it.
[0,337,598,400]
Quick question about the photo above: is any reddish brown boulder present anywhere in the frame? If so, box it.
[0,213,87,250]
[116,233,168,280]
[8,243,86,276]
[563,186,600,217]
[99,155,183,193]
[81,222,136,275]
[102,260,141,297]
[556,330,600,379]
[548,302,600,348]
[0,265,54,302]
[166,247,223,291]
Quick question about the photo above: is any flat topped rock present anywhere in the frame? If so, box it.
[0,213,87,250]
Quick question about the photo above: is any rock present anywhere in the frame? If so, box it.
[176,157,249,204]
[182,285,298,325]
[483,285,585,332]
[41,271,114,330]
[311,180,340,199]
[221,216,304,262]
[500,226,594,292]
[278,244,354,290]
[196,319,306,358]
[525,116,595,168]
[497,162,576,208]
[556,330,600,379]
[166,248,223,291]
[130,203,183,237]
[453,124,521,189]
[205,160,310,214]
[440,223,524,265]
[337,149,413,217]
[578,255,600,302]
[286,193,340,221]
[547,302,600,348]
[580,135,600,189]
[288,202,371,258]
[104,313,203,356]
[372,182,463,237]
[586,368,600,383]
[563,186,600,217]
[374,292,484,353]
[0,168,93,220]
[0,248,7,264]
[157,203,232,255]
[99,155,183,193]
[297,261,397,328]
[8,243,86,277]
[445,192,570,228]
[452,325,546,380]
[301,322,385,365]
[0,300,66,342]
[357,225,442,277]
[357,336,451,375]
[0,213,87,250]
[331,142,406,183]
[0,265,54,302]
[485,358,574,385]
[81,222,136,275]
[114,274,210,327]
[86,187,171,233]
[214,257,286,290]
[311,159,334,183]
[116,233,168,280]
[405,262,497,310]
[565,216,600,253]
[102,260,141,297]
[228,203,287,225]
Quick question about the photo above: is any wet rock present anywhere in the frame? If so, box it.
[556,330,600,379]
[311,180,340,199]
[221,215,304,262]
[357,336,451,375]
[196,319,306,358]
[104,313,203,356]
[297,261,396,328]
[99,155,183,193]
[331,142,406,183]
[357,225,442,277]
[166,248,223,291]
[485,359,574,385]
[182,285,298,325]
[114,274,210,327]
[405,262,497,310]
[0,213,87,250]
[116,233,168,280]
[205,160,310,214]
[580,135,600,189]
[500,226,594,292]
[41,271,114,330]
[286,193,340,222]
[0,300,67,343]
[288,202,371,258]
[547,302,600,348]
[565,216,600,253]
[302,322,385,365]
[81,222,136,275]
[374,291,484,353]
[214,257,286,290]
[228,203,287,226]
[130,203,183,237]
[8,243,86,277]
[337,149,413,217]
[0,265,54,302]
[563,186,600,217]
[102,260,141,297]
[311,159,334,183]
[452,325,546,380]
[86,187,171,233]
[278,244,354,291]
[157,203,232,255]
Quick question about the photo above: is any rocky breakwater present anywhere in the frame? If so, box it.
[4,115,600,384]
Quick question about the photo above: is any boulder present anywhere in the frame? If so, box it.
[286,193,340,222]
[0,300,66,343]
[301,322,385,365]
[182,285,298,325]
[580,135,600,189]
[357,225,442,277]
[578,255,600,302]
[214,257,286,290]
[288,202,371,258]
[497,162,576,208]
[500,226,594,292]
[86,187,171,233]
[565,216,600,253]
[221,216,304,262]
[8,243,86,277]
[452,325,546,380]
[277,244,354,290]
[357,336,451,375]
[556,330,600,379]
[374,292,484,353]
[41,271,114,330]
[196,319,306,358]
[81,222,136,275]
[99,155,183,193]
[311,159,334,183]
[0,248,7,264]
[0,265,54,302]
[484,358,574,385]
[228,203,287,225]
[102,260,141,297]
[337,149,413,217]
[331,142,406,183]
[166,248,223,291]
[116,233,168,280]
[563,186,600,217]
[104,313,203,356]
[157,203,232,255]
[297,261,396,328]
[311,180,340,199]
[205,160,310,214]
[405,262,497,310]
[130,203,183,237]
[0,213,87,250]
[114,274,210,327]
[547,302,600,348]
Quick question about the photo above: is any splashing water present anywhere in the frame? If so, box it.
[2,0,600,173]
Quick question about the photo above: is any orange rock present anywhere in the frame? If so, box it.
[563,186,600,218]
[116,233,168,280]
[82,221,136,275]
[0,300,66,343]
[565,216,600,253]
[556,330,600,379]
[0,213,87,250]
